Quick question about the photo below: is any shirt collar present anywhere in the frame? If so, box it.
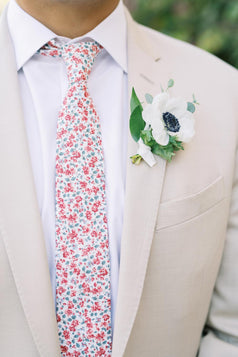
[7,0,127,73]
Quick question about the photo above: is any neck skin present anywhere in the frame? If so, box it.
[16,0,120,38]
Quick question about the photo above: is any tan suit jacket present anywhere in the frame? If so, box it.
[0,4,238,357]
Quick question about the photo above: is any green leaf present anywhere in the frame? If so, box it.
[167,78,175,89]
[130,87,143,113]
[130,154,143,165]
[130,106,146,142]
[192,94,200,105]
[169,137,184,151]
[149,136,184,162]
[140,129,153,146]
[187,102,196,113]
[151,143,175,162]
[145,93,153,104]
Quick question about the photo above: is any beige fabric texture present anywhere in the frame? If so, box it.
[0,4,238,357]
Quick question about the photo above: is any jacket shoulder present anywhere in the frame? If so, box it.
[137,23,238,83]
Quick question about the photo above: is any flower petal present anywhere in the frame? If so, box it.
[177,113,195,142]
[152,127,169,146]
[142,104,153,126]
[153,92,170,113]
[165,97,187,118]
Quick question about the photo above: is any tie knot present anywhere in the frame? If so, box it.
[38,39,102,83]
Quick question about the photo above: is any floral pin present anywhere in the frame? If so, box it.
[130,79,198,167]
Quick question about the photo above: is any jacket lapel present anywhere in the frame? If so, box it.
[0,8,60,356]
[112,10,167,357]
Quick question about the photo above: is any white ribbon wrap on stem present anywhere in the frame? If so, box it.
[137,138,157,167]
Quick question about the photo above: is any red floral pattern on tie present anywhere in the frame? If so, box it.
[39,40,112,356]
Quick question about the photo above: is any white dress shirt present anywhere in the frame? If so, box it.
[7,0,128,331]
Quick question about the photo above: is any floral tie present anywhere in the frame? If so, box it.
[38,40,112,356]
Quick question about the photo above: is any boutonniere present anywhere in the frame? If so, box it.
[130,79,199,167]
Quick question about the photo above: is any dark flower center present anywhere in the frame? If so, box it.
[163,112,180,133]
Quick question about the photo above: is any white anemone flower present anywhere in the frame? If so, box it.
[142,92,195,146]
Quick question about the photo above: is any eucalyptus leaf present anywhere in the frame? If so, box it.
[130,106,146,142]
[130,87,143,113]
[193,93,199,105]
[145,93,153,104]
[167,78,175,89]
[187,102,196,113]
